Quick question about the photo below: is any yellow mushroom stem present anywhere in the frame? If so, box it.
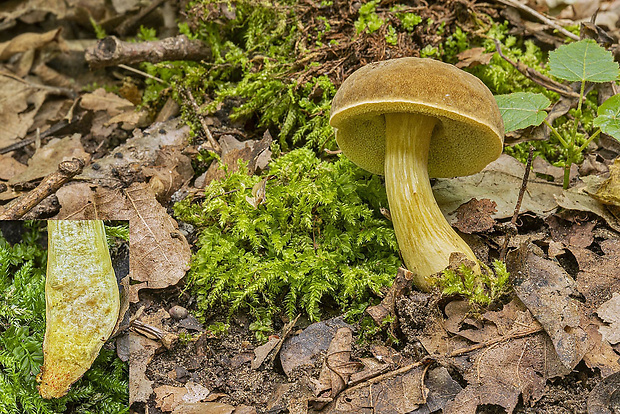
[384,112,480,291]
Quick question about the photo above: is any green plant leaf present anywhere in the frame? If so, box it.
[593,93,620,140]
[495,92,550,132]
[549,39,619,83]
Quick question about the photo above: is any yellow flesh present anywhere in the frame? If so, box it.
[38,220,120,399]
[384,113,479,290]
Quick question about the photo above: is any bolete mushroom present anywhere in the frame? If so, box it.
[329,57,504,291]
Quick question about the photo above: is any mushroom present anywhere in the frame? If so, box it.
[329,57,504,291]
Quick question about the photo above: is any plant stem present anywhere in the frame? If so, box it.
[577,128,601,153]
[543,119,568,148]
[383,113,479,291]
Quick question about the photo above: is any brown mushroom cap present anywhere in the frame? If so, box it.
[329,57,504,177]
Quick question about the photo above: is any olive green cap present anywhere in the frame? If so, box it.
[329,57,504,177]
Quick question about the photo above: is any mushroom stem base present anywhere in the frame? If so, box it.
[384,112,479,291]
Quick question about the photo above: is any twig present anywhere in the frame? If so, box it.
[499,146,534,261]
[493,40,579,99]
[85,35,211,69]
[118,64,165,84]
[181,88,221,153]
[446,324,543,358]
[0,158,85,220]
[493,0,580,41]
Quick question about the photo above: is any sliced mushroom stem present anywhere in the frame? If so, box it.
[384,112,479,291]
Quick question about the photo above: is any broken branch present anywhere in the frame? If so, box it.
[0,158,85,220]
[85,35,212,69]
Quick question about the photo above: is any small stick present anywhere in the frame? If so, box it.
[0,158,84,220]
[499,146,535,261]
[493,0,580,41]
[181,88,221,153]
[85,35,212,69]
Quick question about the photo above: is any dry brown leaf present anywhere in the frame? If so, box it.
[0,75,48,149]
[597,293,620,345]
[79,117,191,187]
[55,183,98,219]
[280,317,352,378]
[95,182,191,290]
[507,246,589,370]
[0,154,27,181]
[0,0,69,25]
[444,318,570,413]
[80,88,134,117]
[129,333,160,404]
[0,28,62,60]
[57,181,191,295]
[195,131,272,188]
[8,134,89,185]
[453,198,497,233]
[154,382,211,412]
[312,327,360,409]
[326,363,428,413]
[366,267,413,326]
[581,322,620,378]
[556,177,620,232]
[545,214,595,248]
[251,336,279,370]
[570,239,620,310]
[593,157,620,207]
[455,47,494,69]
[171,402,235,414]
[434,154,561,224]
[587,372,620,413]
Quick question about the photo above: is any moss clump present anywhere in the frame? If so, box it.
[0,221,128,414]
[174,148,401,339]
[437,260,510,306]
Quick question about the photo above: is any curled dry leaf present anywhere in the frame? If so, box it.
[311,327,360,409]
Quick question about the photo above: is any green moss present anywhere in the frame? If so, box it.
[174,148,401,340]
[0,222,128,414]
[436,260,510,306]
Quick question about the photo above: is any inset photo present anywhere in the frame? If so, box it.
[0,220,129,414]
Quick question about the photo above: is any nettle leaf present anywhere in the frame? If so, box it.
[549,39,619,83]
[495,92,551,132]
[593,93,620,140]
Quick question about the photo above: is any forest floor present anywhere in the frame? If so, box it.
[0,0,619,413]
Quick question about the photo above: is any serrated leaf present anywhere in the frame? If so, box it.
[495,92,551,132]
[593,93,620,140]
[549,39,619,83]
